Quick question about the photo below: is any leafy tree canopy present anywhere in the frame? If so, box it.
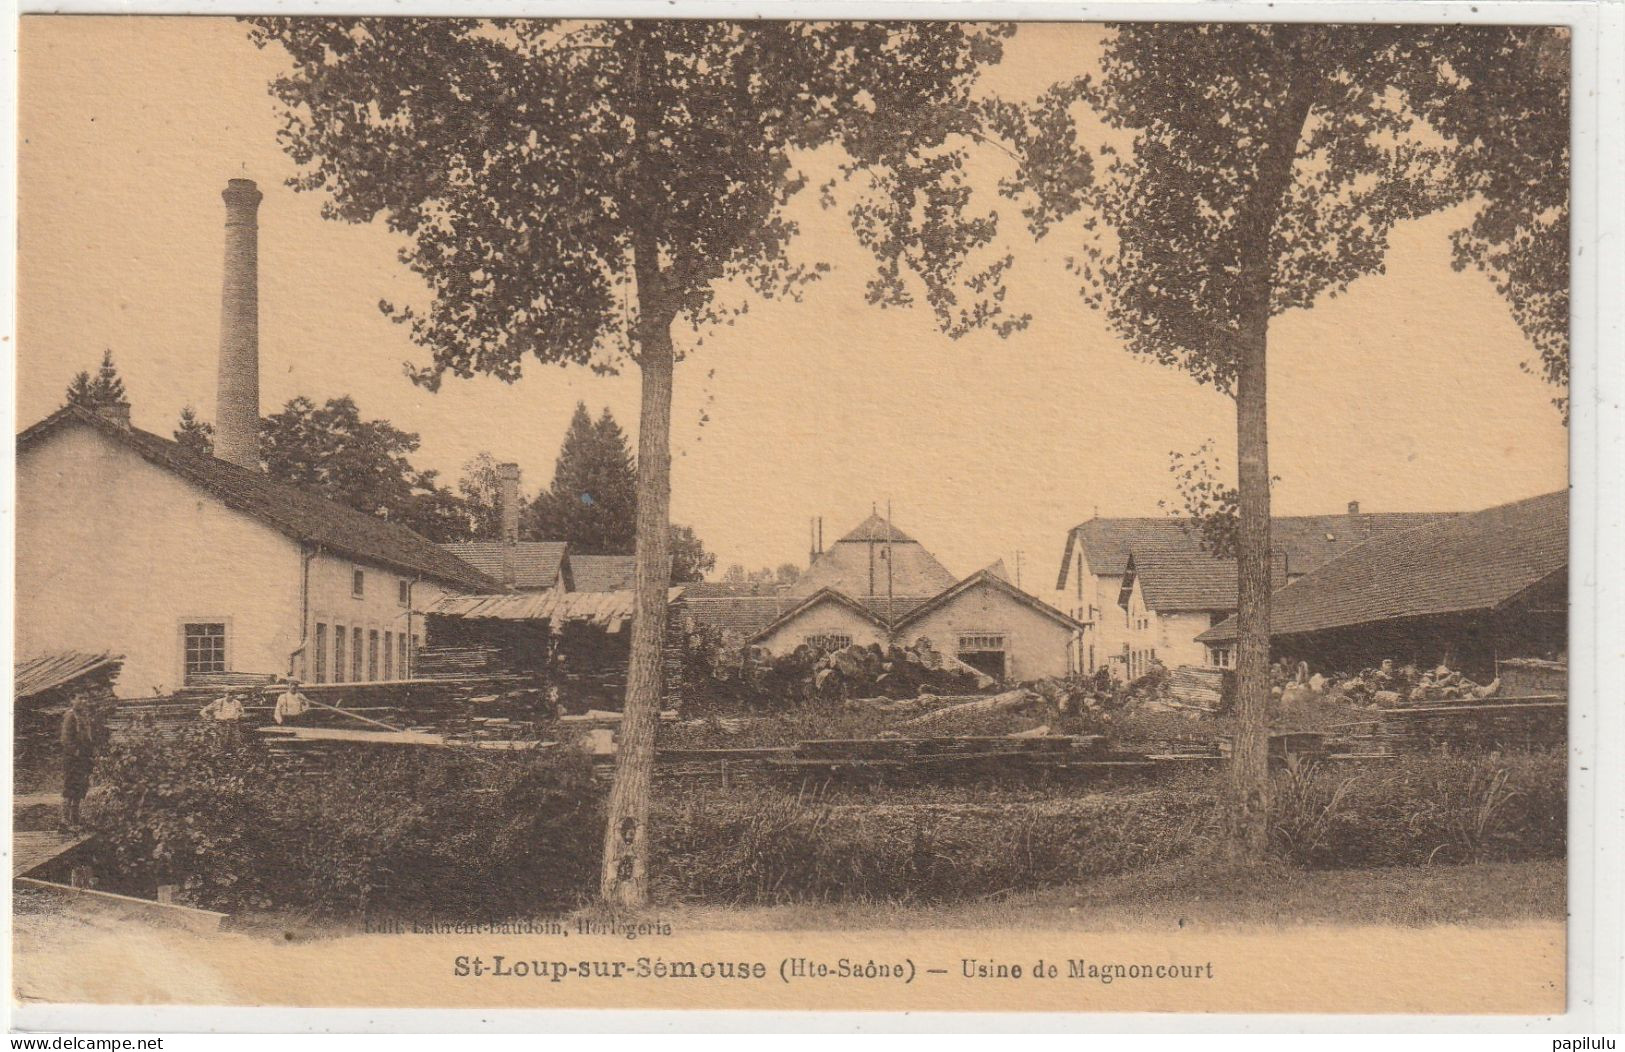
[258,395,476,542]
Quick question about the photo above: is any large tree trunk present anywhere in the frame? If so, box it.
[1229,329,1273,860]
[1226,64,1319,862]
[600,250,675,907]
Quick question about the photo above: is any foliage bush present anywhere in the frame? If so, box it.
[1268,750,1565,868]
[85,721,601,916]
[652,786,1210,905]
[84,719,1564,914]
[651,751,1565,904]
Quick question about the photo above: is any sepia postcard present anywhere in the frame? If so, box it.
[7,4,1602,1027]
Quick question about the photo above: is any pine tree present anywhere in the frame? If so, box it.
[174,406,215,457]
[91,350,127,405]
[65,350,129,410]
[64,371,96,408]
[526,403,639,553]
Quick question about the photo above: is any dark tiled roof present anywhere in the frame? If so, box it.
[443,541,569,590]
[1122,547,1287,613]
[678,596,802,640]
[568,554,638,593]
[20,407,498,592]
[1056,511,1461,590]
[1197,491,1567,644]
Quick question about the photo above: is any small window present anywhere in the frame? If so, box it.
[183,622,227,679]
[384,631,394,680]
[398,579,410,606]
[352,569,365,598]
[333,625,346,684]
[368,630,380,681]
[807,633,852,651]
[352,627,364,681]
[314,623,329,684]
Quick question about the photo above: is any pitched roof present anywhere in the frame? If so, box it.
[747,588,891,643]
[892,569,1087,634]
[1120,547,1287,613]
[678,596,803,639]
[1197,491,1567,644]
[836,512,918,544]
[791,514,957,597]
[20,406,498,592]
[15,651,123,702]
[568,554,637,593]
[1055,511,1460,590]
[442,541,570,590]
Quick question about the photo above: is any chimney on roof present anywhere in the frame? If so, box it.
[95,401,131,430]
[497,462,521,543]
[497,462,521,588]
[1347,500,1360,515]
[215,178,264,471]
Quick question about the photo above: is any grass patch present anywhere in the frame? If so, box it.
[652,859,1565,932]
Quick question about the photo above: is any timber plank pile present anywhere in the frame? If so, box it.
[1374,695,1565,752]
[643,733,1184,786]
[1165,665,1226,713]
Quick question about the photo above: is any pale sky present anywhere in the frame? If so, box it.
[17,17,1568,590]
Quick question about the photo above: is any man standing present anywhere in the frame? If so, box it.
[59,690,98,831]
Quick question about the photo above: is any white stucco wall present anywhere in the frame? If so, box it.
[304,555,451,684]
[18,420,463,696]
[897,582,1073,682]
[1119,577,1227,676]
[17,423,304,698]
[754,599,887,655]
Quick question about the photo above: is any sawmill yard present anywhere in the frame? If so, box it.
[11,675,1566,938]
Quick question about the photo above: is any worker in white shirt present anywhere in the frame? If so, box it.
[274,679,312,725]
[198,688,248,722]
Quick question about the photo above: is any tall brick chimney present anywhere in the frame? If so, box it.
[497,462,521,589]
[215,178,263,470]
[498,463,522,544]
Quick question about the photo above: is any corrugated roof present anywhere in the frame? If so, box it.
[20,407,498,592]
[1122,547,1287,613]
[428,587,685,627]
[1197,491,1567,644]
[15,651,123,702]
[568,554,637,593]
[442,541,569,590]
[791,515,957,597]
[1056,511,1460,590]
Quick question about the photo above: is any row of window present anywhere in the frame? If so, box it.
[312,622,419,684]
[351,568,413,607]
[802,633,1010,653]
[1126,646,1158,680]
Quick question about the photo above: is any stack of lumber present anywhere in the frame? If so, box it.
[414,646,509,678]
[1166,666,1225,712]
